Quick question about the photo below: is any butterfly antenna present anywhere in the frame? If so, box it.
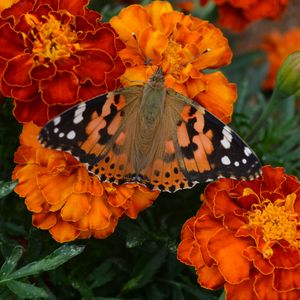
[132,32,152,66]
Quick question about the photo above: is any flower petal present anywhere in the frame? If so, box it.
[49,220,80,243]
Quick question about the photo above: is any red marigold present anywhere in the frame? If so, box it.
[110,1,236,124]
[178,166,300,300]
[262,28,300,90]
[0,0,125,126]
[12,123,159,243]
[213,0,289,32]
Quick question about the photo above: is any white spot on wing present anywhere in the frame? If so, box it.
[73,102,86,124]
[59,132,64,138]
[221,156,231,165]
[220,127,232,149]
[242,158,247,164]
[53,116,61,126]
[54,128,59,133]
[244,147,252,157]
[67,130,76,140]
[234,161,240,167]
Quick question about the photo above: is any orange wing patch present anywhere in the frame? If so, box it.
[178,105,214,176]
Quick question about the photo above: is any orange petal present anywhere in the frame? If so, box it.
[93,216,119,239]
[49,220,80,243]
[194,72,237,124]
[225,278,258,300]
[110,5,150,48]
[32,212,57,229]
[125,186,159,218]
[197,263,225,290]
[145,1,173,30]
[208,228,252,284]
[139,27,168,65]
[76,195,112,230]
[60,193,91,222]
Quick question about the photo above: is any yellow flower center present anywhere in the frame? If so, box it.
[247,193,300,258]
[25,13,80,65]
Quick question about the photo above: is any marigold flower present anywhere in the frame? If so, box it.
[262,29,300,90]
[178,165,300,300]
[110,1,236,123]
[213,0,289,32]
[0,0,125,126]
[12,123,159,243]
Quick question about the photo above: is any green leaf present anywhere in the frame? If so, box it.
[0,246,23,278]
[4,244,85,281]
[0,180,17,198]
[88,260,116,289]
[121,248,167,293]
[6,280,48,299]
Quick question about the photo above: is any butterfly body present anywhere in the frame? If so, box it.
[39,67,261,192]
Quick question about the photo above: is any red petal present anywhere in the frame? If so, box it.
[31,63,56,80]
[4,53,33,86]
[55,55,79,72]
[274,266,300,291]
[13,97,49,125]
[41,71,79,105]
[255,273,300,300]
[11,81,38,101]
[270,244,300,268]
[75,50,114,85]
[261,166,285,192]
[243,246,274,275]
[79,27,118,58]
[74,15,94,34]
[59,0,88,15]
[78,80,107,100]
[0,23,25,59]
[1,0,34,20]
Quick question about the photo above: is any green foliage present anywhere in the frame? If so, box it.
[1,1,300,300]
[0,245,84,298]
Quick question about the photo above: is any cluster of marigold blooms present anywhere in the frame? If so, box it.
[1,0,300,299]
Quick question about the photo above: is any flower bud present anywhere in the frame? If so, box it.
[274,51,300,99]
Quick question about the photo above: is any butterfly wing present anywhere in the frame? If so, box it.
[135,89,261,192]
[39,87,142,170]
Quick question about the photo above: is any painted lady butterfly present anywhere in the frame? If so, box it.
[39,67,261,192]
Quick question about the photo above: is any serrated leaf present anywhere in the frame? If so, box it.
[0,180,17,198]
[6,280,48,299]
[0,246,23,278]
[5,244,84,281]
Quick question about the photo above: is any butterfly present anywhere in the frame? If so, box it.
[39,67,261,193]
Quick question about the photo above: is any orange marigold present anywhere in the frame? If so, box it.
[12,123,159,243]
[262,28,300,90]
[178,165,300,300]
[0,0,125,126]
[110,1,236,124]
[213,0,289,32]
